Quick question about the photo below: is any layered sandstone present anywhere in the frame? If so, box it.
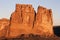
[0,4,54,38]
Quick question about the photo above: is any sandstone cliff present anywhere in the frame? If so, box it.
[9,4,35,38]
[33,6,53,37]
[0,4,54,38]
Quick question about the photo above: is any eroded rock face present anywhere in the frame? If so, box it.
[9,4,35,37]
[0,4,54,38]
[33,6,53,37]
[0,18,9,37]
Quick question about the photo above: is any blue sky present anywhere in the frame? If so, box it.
[0,0,60,26]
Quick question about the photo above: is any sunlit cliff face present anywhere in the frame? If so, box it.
[0,4,54,38]
[32,6,53,37]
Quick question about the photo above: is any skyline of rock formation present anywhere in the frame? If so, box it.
[0,4,54,38]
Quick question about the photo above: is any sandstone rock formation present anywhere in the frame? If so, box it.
[0,18,9,37]
[0,4,54,38]
[9,4,35,37]
[32,6,54,37]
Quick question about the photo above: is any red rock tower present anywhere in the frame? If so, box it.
[33,6,54,37]
[9,4,35,37]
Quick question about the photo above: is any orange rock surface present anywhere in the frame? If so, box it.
[0,4,54,38]
[0,18,9,37]
[9,4,35,38]
[32,6,54,37]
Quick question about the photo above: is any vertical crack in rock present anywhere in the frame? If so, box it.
[32,10,36,28]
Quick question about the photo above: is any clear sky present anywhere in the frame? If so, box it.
[0,0,60,26]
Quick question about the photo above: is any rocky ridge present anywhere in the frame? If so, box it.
[0,4,54,38]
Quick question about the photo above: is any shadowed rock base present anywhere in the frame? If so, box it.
[0,34,60,40]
